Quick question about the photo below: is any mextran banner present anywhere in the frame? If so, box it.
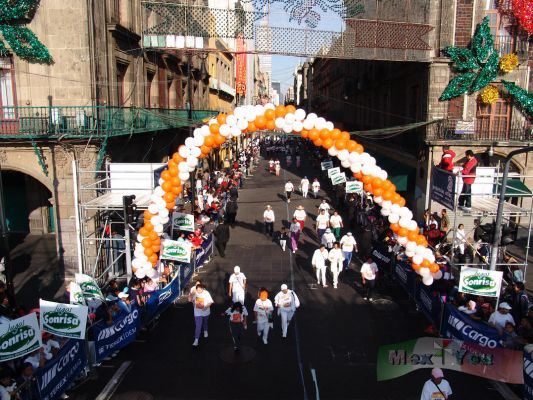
[415,283,444,329]
[92,308,140,363]
[75,273,105,300]
[0,312,42,362]
[431,167,456,211]
[172,212,195,232]
[443,304,502,348]
[377,337,523,384]
[40,300,89,340]
[458,267,503,298]
[161,239,192,263]
[194,234,213,268]
[525,351,533,400]
[35,339,87,400]
[143,274,181,325]
[180,261,194,290]
[393,261,417,295]
[371,241,393,271]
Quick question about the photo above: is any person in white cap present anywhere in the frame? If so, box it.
[321,228,336,250]
[489,302,515,333]
[328,242,344,289]
[420,368,452,400]
[340,232,358,270]
[312,244,329,287]
[300,176,309,198]
[228,266,247,304]
[254,288,274,344]
[274,284,300,338]
[293,205,307,232]
[285,180,294,203]
[263,205,275,237]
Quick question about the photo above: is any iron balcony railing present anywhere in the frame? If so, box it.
[0,106,217,139]
[429,118,532,142]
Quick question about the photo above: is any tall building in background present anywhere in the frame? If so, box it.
[271,81,282,104]
[257,21,272,98]
[285,87,295,103]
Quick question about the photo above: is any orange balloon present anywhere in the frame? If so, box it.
[373,187,383,197]
[204,135,215,147]
[335,139,347,150]
[141,238,152,248]
[392,193,402,204]
[171,177,181,186]
[139,227,149,237]
[144,247,154,257]
[330,129,341,141]
[264,109,275,120]
[143,210,154,220]
[319,129,331,140]
[412,263,422,271]
[382,190,393,201]
[397,197,406,207]
[214,133,225,145]
[346,140,358,152]
[247,122,257,132]
[200,145,211,154]
[362,175,372,184]
[415,235,426,246]
[429,263,440,273]
[149,231,159,241]
[421,259,431,268]
[166,201,175,210]
[144,221,154,231]
[255,116,266,129]
[322,138,334,149]
[162,181,172,192]
[340,131,351,141]
[300,129,309,139]
[161,170,171,181]
[407,230,419,241]
[398,227,409,238]
[313,138,323,147]
[167,159,177,169]
[151,244,160,253]
[217,113,227,125]
[168,167,178,177]
[285,105,296,114]
[172,152,183,164]
[209,123,220,134]
[172,186,182,195]
[372,177,383,188]
[308,128,319,141]
[390,223,400,232]
[354,172,363,180]
[149,253,159,264]
[163,193,175,203]
[266,120,275,130]
[355,144,364,153]
[389,183,397,193]
[363,183,373,192]
[152,237,161,245]
[275,105,286,118]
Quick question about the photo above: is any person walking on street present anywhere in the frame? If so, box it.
[213,219,230,258]
[315,209,330,242]
[289,218,302,253]
[223,302,248,351]
[340,232,358,270]
[269,159,275,174]
[274,284,301,338]
[312,244,329,287]
[458,149,478,210]
[318,199,331,213]
[312,178,320,198]
[263,205,275,236]
[228,266,247,304]
[321,228,336,250]
[285,180,294,203]
[420,368,452,400]
[361,257,378,301]
[275,159,281,176]
[279,227,289,251]
[225,197,238,228]
[296,155,301,168]
[329,210,343,240]
[300,176,309,198]
[328,242,344,289]
[293,205,307,232]
[254,289,274,344]
[191,284,213,346]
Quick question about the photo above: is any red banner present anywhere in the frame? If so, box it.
[236,34,247,96]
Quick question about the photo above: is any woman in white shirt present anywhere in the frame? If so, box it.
[254,289,274,344]
[312,244,329,287]
[300,177,309,198]
[454,223,467,256]
[293,205,307,232]
[312,178,320,198]
[328,242,344,289]
[191,284,214,346]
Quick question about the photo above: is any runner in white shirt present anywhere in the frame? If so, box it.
[321,228,336,250]
[340,232,358,269]
[315,209,330,242]
[285,180,294,203]
[318,199,331,213]
[191,284,214,346]
[274,284,300,338]
[263,205,275,237]
[360,257,378,301]
[420,368,452,400]
[254,289,274,344]
[329,210,343,240]
[312,178,320,198]
[312,244,329,287]
[328,242,344,289]
[275,160,281,176]
[293,205,307,232]
[228,266,247,304]
[300,177,310,198]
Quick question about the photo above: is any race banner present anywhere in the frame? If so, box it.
[39,300,88,340]
[331,173,347,185]
[442,304,502,348]
[180,261,194,290]
[431,167,456,211]
[393,261,417,295]
[327,167,340,177]
[346,181,363,194]
[92,308,140,363]
[143,274,181,325]
[75,273,105,300]
[415,283,444,330]
[377,337,523,384]
[0,313,42,362]
[371,241,393,272]
[161,239,192,263]
[525,351,533,400]
[171,212,195,232]
[321,160,333,170]
[194,234,213,268]
[35,339,87,400]
[458,267,503,298]
[69,282,85,305]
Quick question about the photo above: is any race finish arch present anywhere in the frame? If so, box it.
[131,105,439,286]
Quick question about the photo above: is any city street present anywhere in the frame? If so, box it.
[72,157,506,400]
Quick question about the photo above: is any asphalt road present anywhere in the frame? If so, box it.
[71,155,507,400]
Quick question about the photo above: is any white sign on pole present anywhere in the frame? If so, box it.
[161,239,192,263]
[327,167,341,178]
[40,300,89,340]
[331,173,347,185]
[172,212,195,232]
[346,181,363,194]
[321,161,333,170]
[458,267,503,298]
[0,313,42,362]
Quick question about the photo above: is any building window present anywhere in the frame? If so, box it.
[476,89,511,140]
[485,6,515,56]
[116,63,128,105]
[146,71,155,108]
[0,57,16,119]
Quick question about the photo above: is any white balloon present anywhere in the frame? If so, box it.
[283,124,293,134]
[314,117,326,130]
[193,128,202,137]
[388,213,400,224]
[158,178,164,185]
[303,118,315,130]
[237,118,249,130]
[406,241,417,252]
[328,146,338,156]
[293,121,303,132]
[187,156,198,167]
[382,200,392,210]
[378,170,388,181]
[143,261,152,270]
[381,208,390,216]
[419,267,431,277]
[178,161,188,172]
[359,152,371,165]
[136,234,145,243]
[190,146,201,158]
[245,109,257,122]
[306,112,317,122]
[397,236,408,245]
[230,126,241,137]
[208,118,217,125]
[135,269,146,279]
[179,171,190,181]
[405,251,415,258]
[295,109,306,121]
[390,204,401,215]
[264,103,275,110]
[426,254,436,264]
[348,152,360,164]
[399,207,413,220]
[148,203,159,214]
[157,202,167,212]
[412,254,423,265]
[254,104,265,116]
[350,163,362,173]
[159,208,169,218]
[226,115,237,127]
[154,224,164,233]
[138,254,148,262]
[325,121,334,130]
[193,135,204,147]
[151,215,161,225]
[415,245,426,255]
[185,137,195,149]
[374,196,383,204]
[367,156,376,166]
[433,270,443,280]
[337,149,349,161]
[145,267,156,278]
[234,106,245,119]
[132,258,142,268]
[341,159,351,168]
[154,186,165,197]
[200,125,211,137]
[361,164,374,176]
[275,117,285,129]
[219,124,230,137]
[399,217,411,228]
[422,275,434,286]
[285,113,296,125]
[408,220,418,231]
[188,165,196,173]
[178,146,191,158]
[160,216,169,224]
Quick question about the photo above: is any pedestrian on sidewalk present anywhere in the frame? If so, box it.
[420,368,452,400]
[360,257,378,301]
[263,205,275,236]
[225,197,238,228]
[278,227,289,252]
[275,159,281,176]
[285,180,294,203]
[321,228,336,250]
[293,205,307,232]
[213,219,230,258]
[296,155,301,168]
[340,232,358,270]
[289,218,301,253]
[274,284,300,338]
[315,209,330,242]
[254,289,274,344]
[228,266,247,304]
[312,244,329,287]
[191,284,213,346]
[300,176,309,198]
[223,302,248,351]
[328,242,344,289]
[312,178,320,198]
[329,210,343,240]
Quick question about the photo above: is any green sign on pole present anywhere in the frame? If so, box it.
[161,239,192,263]
[346,181,363,194]
[327,167,341,178]
[331,173,347,185]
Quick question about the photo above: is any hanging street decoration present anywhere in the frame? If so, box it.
[499,53,519,73]
[0,0,52,63]
[511,0,533,35]
[502,80,533,119]
[480,85,500,105]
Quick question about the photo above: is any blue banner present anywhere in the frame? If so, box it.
[393,261,417,295]
[92,308,140,363]
[142,275,181,325]
[525,351,533,400]
[442,304,502,348]
[431,167,456,211]
[371,241,393,272]
[180,261,194,290]
[35,339,87,400]
[415,283,444,329]
[194,234,213,268]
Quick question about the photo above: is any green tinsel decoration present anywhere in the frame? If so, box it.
[472,16,494,63]
[470,51,499,93]
[0,25,52,63]
[439,72,477,101]
[443,47,479,71]
[31,140,48,177]
[502,80,533,119]
[94,136,109,177]
[0,0,38,22]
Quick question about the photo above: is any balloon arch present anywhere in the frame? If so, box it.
[132,104,439,286]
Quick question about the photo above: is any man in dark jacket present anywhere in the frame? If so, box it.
[214,219,230,258]
[512,282,529,324]
[225,198,238,228]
